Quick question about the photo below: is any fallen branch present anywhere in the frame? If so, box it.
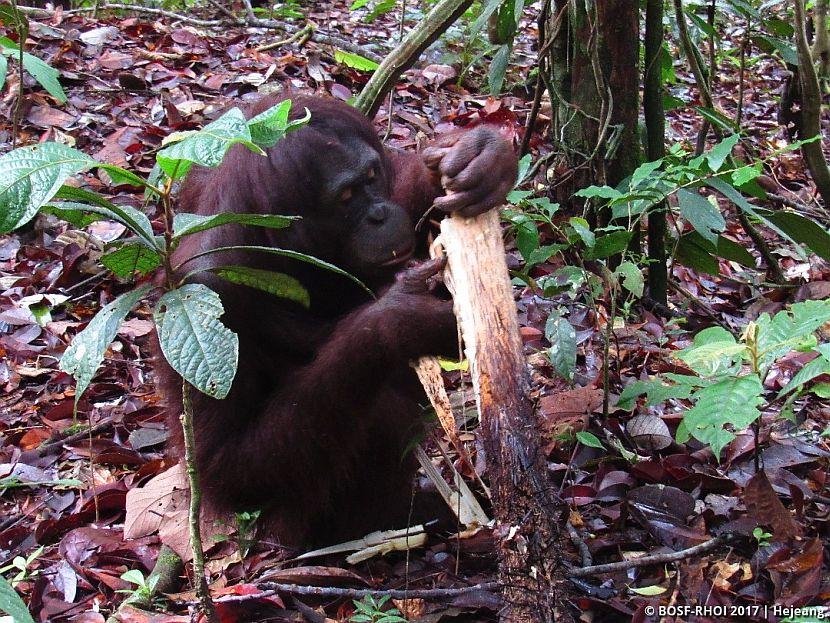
[568,535,729,578]
[209,581,499,604]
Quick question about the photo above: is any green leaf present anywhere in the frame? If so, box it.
[675,234,720,274]
[615,261,644,297]
[180,245,370,296]
[154,284,239,399]
[512,215,539,261]
[157,108,261,180]
[545,312,576,380]
[49,187,156,248]
[0,143,96,233]
[97,163,152,189]
[0,574,35,623]
[101,243,162,277]
[586,230,632,259]
[776,355,830,399]
[677,188,725,244]
[247,100,311,148]
[705,134,740,172]
[211,266,310,307]
[576,431,603,449]
[59,285,151,404]
[679,375,764,459]
[731,164,762,186]
[678,327,746,377]
[0,36,66,102]
[756,300,830,370]
[334,49,378,71]
[679,231,756,268]
[488,44,511,95]
[629,585,667,596]
[760,211,830,263]
[173,212,298,238]
[751,34,798,65]
[568,217,595,248]
[574,185,623,200]
[120,569,146,587]
[350,0,370,9]
[0,55,7,92]
[630,159,663,188]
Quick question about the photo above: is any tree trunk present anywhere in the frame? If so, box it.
[546,1,640,222]
[439,210,570,623]
[644,0,668,306]
[794,0,830,207]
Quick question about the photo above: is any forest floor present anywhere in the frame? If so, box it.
[1,2,829,622]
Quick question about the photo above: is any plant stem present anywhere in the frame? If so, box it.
[735,17,751,126]
[180,380,218,623]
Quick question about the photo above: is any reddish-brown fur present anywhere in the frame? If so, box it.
[155,94,516,546]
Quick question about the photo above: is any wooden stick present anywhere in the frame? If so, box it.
[569,535,729,577]
[435,210,564,622]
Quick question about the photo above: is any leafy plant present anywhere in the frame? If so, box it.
[0,547,43,587]
[117,569,159,602]
[752,526,773,547]
[618,299,830,458]
[0,6,66,102]
[576,134,830,274]
[350,594,408,623]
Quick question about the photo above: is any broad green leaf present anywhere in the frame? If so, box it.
[679,231,756,268]
[97,163,152,190]
[0,36,65,102]
[173,212,298,238]
[526,243,567,267]
[334,49,378,71]
[761,211,830,263]
[675,234,720,274]
[350,0,370,9]
[586,230,632,259]
[211,266,310,307]
[616,378,696,410]
[179,245,370,296]
[678,374,764,459]
[615,261,644,297]
[0,143,95,233]
[568,217,595,248]
[0,55,6,92]
[60,285,151,403]
[247,100,311,148]
[576,431,603,449]
[488,44,511,96]
[751,34,798,65]
[154,284,239,399]
[157,108,261,180]
[678,327,745,377]
[50,186,156,248]
[630,159,663,188]
[120,569,146,587]
[574,185,623,200]
[677,189,725,244]
[102,243,162,277]
[756,300,830,371]
[776,355,830,399]
[705,134,740,172]
[0,574,35,623]
[731,164,762,186]
[513,215,539,261]
[545,312,576,381]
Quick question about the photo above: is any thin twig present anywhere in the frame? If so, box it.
[569,535,729,577]
[20,421,113,460]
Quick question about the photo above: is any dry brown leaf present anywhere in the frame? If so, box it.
[744,470,803,541]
